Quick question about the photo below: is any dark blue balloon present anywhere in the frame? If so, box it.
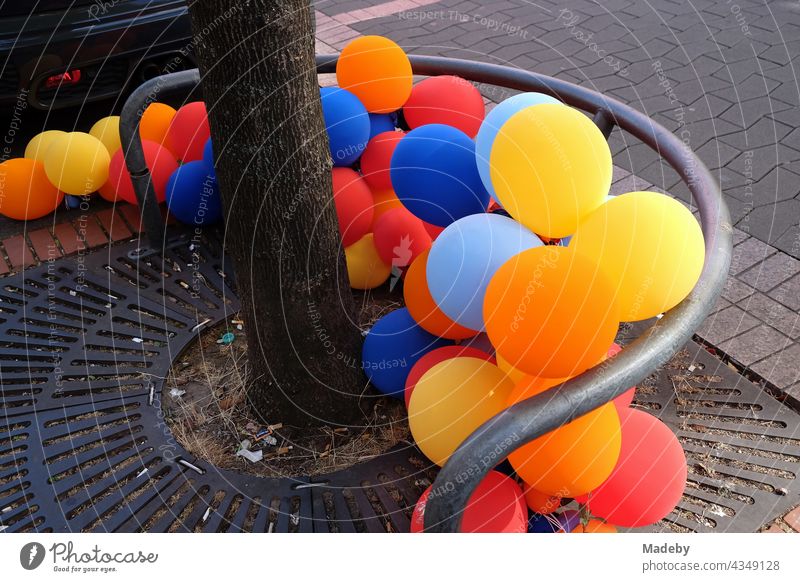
[368,113,397,139]
[390,124,490,227]
[166,160,222,226]
[362,308,451,398]
[320,87,370,167]
[527,509,580,533]
[203,138,215,175]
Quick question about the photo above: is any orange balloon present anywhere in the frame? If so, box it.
[484,246,620,378]
[572,520,617,533]
[371,187,404,225]
[404,250,477,340]
[507,374,621,497]
[140,103,177,152]
[336,36,413,113]
[496,353,530,385]
[0,158,64,220]
[523,484,561,515]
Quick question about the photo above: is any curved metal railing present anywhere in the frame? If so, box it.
[119,55,732,533]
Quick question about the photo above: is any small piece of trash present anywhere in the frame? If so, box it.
[776,487,788,496]
[136,468,149,479]
[0,525,7,532]
[688,365,697,372]
[290,512,300,526]
[132,337,143,344]
[202,507,211,522]
[169,388,186,398]
[69,290,77,296]
[217,332,235,345]
[236,324,243,331]
[237,440,263,463]
[231,319,244,325]
[1,506,11,514]
[148,383,155,406]
[191,319,212,333]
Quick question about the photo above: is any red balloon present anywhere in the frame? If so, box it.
[403,76,485,138]
[404,346,495,407]
[422,221,444,241]
[411,470,527,533]
[332,168,373,247]
[586,408,687,528]
[372,207,431,269]
[104,140,178,204]
[360,131,404,191]
[607,343,636,412]
[166,102,210,162]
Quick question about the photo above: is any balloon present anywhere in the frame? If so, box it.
[404,250,477,341]
[165,160,222,225]
[345,234,390,290]
[360,131,403,191]
[89,116,122,156]
[586,408,687,527]
[528,509,580,533]
[410,470,526,533]
[571,520,617,533]
[475,93,561,202]
[368,113,396,138]
[331,168,373,247]
[390,124,489,226]
[484,246,620,378]
[203,138,215,172]
[461,332,495,356]
[422,221,444,240]
[362,308,451,398]
[490,103,611,238]
[320,87,370,166]
[506,373,622,497]
[0,158,64,220]
[24,130,66,162]
[427,213,542,331]
[166,101,210,162]
[140,103,177,150]
[104,140,178,204]
[523,484,561,515]
[371,187,404,225]
[404,345,494,406]
[403,76,485,137]
[336,36,413,113]
[43,132,110,195]
[372,207,431,269]
[408,357,513,465]
[496,353,530,385]
[570,191,706,321]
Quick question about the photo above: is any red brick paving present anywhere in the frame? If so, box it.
[52,222,81,255]
[2,235,35,270]
[116,203,143,233]
[783,506,800,533]
[0,255,9,275]
[96,208,133,241]
[27,229,62,262]
[74,215,109,249]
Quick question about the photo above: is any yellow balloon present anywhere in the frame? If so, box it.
[490,104,611,238]
[496,353,530,384]
[43,132,110,196]
[89,116,122,156]
[408,357,513,466]
[570,191,705,321]
[345,233,391,289]
[24,130,66,162]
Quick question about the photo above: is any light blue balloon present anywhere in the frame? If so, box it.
[476,93,561,202]
[426,214,543,331]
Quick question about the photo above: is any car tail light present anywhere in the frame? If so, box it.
[44,69,82,89]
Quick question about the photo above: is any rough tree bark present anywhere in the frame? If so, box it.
[187,0,366,428]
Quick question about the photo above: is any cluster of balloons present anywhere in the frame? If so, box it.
[344,35,706,533]
[0,101,221,226]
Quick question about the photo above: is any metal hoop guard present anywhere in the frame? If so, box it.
[119,55,732,533]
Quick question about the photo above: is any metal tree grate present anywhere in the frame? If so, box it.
[1,233,798,533]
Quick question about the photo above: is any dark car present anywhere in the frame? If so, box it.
[0,0,194,110]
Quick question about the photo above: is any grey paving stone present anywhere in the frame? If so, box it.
[773,226,800,261]
[773,273,800,311]
[738,292,800,339]
[726,144,800,184]
[719,116,794,151]
[729,236,777,274]
[750,343,800,389]
[697,304,761,345]
[695,139,741,171]
[741,200,800,247]
[719,324,793,367]
[737,251,800,292]
[721,276,756,303]
[732,227,750,246]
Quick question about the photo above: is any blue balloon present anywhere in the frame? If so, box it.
[460,332,495,356]
[427,214,543,331]
[166,161,223,226]
[320,87,370,166]
[361,308,451,398]
[390,124,490,227]
[527,509,580,533]
[475,93,561,202]
[368,113,397,139]
[203,138,214,166]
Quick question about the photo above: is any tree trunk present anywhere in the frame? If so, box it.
[187,0,366,428]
